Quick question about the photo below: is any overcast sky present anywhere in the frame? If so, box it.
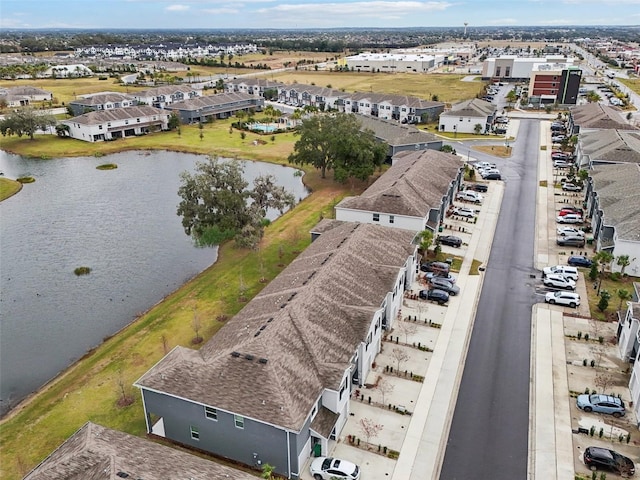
[2,0,640,30]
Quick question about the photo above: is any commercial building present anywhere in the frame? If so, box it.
[528,64,582,105]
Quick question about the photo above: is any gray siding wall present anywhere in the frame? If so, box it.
[142,389,295,478]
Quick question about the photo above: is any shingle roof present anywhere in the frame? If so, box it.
[580,130,640,165]
[2,86,51,96]
[63,105,167,126]
[70,92,135,106]
[136,222,417,432]
[166,92,257,111]
[590,163,640,241]
[357,115,440,147]
[570,103,637,131]
[23,422,257,480]
[336,149,462,217]
[134,84,200,98]
[440,98,494,118]
[347,91,443,109]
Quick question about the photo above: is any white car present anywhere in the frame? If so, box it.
[453,206,476,218]
[475,161,497,170]
[556,214,582,224]
[310,457,360,480]
[543,265,579,281]
[557,226,585,237]
[545,291,580,308]
[562,183,583,192]
[456,190,483,204]
[543,274,576,290]
[480,168,501,179]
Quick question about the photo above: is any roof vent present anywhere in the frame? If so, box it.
[231,351,241,358]
[288,292,297,301]
[117,473,130,479]
[267,317,274,323]
[258,358,268,364]
[254,331,261,337]
[260,325,267,331]
[244,354,255,361]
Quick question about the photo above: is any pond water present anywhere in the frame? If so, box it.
[0,150,308,416]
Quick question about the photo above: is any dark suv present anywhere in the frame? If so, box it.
[420,261,450,274]
[436,235,462,248]
[466,183,488,193]
[584,446,635,476]
[419,289,449,305]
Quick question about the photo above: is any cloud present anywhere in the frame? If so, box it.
[202,7,241,14]
[258,1,452,18]
[165,4,190,11]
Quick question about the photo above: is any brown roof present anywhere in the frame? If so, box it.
[70,92,134,106]
[570,103,638,131]
[23,422,257,480]
[440,98,495,118]
[136,222,417,432]
[580,129,640,164]
[310,407,340,438]
[336,149,462,217]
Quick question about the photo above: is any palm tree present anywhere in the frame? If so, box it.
[617,288,632,311]
[616,255,632,276]
[594,250,614,277]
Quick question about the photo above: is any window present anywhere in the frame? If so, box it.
[234,415,244,429]
[137,118,141,123]
[389,215,395,224]
[98,125,103,130]
[373,213,380,222]
[190,425,200,440]
[205,406,217,420]
[339,381,346,399]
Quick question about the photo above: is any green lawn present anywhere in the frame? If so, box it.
[0,177,22,201]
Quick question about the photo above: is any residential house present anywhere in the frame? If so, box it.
[278,84,346,111]
[584,163,640,276]
[23,422,257,479]
[575,129,640,169]
[60,105,170,142]
[568,102,637,135]
[132,85,202,109]
[439,98,495,134]
[44,64,93,78]
[135,222,418,479]
[617,302,640,424]
[165,92,263,124]
[68,92,137,116]
[334,149,464,233]
[357,115,443,157]
[0,86,53,107]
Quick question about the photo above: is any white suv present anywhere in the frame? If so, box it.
[545,291,580,308]
[543,265,579,281]
[543,274,576,290]
[456,190,483,204]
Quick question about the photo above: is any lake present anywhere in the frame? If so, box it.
[0,150,308,416]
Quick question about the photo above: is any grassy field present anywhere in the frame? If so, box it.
[0,115,374,479]
[270,71,487,104]
[619,78,640,97]
[0,177,22,200]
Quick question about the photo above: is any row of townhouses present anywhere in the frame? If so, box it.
[24,149,465,478]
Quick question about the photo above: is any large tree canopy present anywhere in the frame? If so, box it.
[288,113,386,181]
[177,157,295,249]
[0,107,57,140]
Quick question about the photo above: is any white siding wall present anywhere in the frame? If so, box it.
[334,208,425,232]
[611,239,640,276]
[439,115,484,134]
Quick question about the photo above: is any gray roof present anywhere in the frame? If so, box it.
[23,422,257,480]
[590,163,640,241]
[336,149,462,217]
[62,105,167,126]
[346,91,443,110]
[166,92,258,111]
[570,103,637,131]
[357,115,440,147]
[580,130,640,165]
[134,84,200,98]
[0,86,51,96]
[440,98,494,118]
[136,222,416,432]
[70,92,134,106]
[227,78,284,89]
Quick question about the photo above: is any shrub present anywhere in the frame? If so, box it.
[74,266,91,276]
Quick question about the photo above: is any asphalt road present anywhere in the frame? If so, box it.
[440,119,540,479]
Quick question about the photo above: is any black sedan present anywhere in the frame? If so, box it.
[437,235,463,248]
[567,255,593,268]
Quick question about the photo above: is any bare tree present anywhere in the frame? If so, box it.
[192,305,203,344]
[238,273,248,302]
[116,371,134,407]
[594,372,614,394]
[161,334,169,354]
[377,377,394,405]
[397,319,418,344]
[591,344,607,368]
[358,417,383,447]
[391,347,409,372]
